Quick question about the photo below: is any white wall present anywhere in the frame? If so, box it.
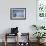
[0,0,37,42]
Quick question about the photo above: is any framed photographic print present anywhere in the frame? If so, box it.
[37,0,46,18]
[10,8,26,20]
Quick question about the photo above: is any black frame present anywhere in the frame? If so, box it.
[10,8,26,20]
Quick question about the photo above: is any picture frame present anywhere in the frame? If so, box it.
[36,0,46,18]
[10,8,26,20]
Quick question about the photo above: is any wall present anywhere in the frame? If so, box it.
[0,0,36,42]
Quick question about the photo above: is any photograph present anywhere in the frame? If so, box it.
[10,8,26,20]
